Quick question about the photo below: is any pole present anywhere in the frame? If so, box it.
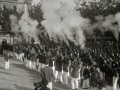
[10,34,11,45]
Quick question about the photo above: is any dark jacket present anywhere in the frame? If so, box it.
[4,52,10,61]
[37,53,43,63]
[27,52,32,60]
[63,57,69,72]
[40,66,55,83]
[83,68,90,79]
[42,54,46,64]
[104,67,113,86]
[24,50,27,58]
[49,57,54,67]
[55,55,63,72]
[89,71,100,87]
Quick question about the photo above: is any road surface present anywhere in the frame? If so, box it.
[0,56,72,90]
[0,56,114,90]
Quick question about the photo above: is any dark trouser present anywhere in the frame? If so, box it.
[80,79,83,87]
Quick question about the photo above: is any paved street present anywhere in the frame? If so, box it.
[0,54,115,90]
[0,56,72,90]
[0,56,114,90]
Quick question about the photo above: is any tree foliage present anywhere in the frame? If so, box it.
[76,0,120,23]
[0,6,23,31]
[28,0,120,28]
[29,3,43,29]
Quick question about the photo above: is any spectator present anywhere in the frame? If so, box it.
[62,56,69,85]
[3,49,10,70]
[89,65,101,90]
[81,63,90,90]
[71,60,82,90]
[40,57,55,90]
[54,53,63,83]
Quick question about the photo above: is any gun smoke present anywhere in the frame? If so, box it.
[10,4,40,45]
[10,1,120,48]
[41,0,89,48]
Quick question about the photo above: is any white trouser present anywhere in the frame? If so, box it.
[113,76,119,90]
[38,63,42,72]
[19,54,23,61]
[25,58,28,67]
[63,71,68,84]
[82,78,90,90]
[55,70,58,80]
[32,61,35,70]
[47,82,52,90]
[5,60,9,69]
[54,70,63,82]
[52,61,55,74]
[71,77,78,89]
[101,87,107,90]
[58,71,63,82]
[28,60,32,69]
[15,53,18,59]
[17,54,21,60]
[20,53,24,61]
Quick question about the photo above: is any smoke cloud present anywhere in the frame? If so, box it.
[10,4,40,45]
[115,13,120,31]
[10,15,22,42]
[18,5,38,43]
[10,15,20,34]
[10,0,120,48]
[86,14,120,40]
[41,0,89,48]
[102,14,119,40]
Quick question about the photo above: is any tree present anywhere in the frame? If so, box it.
[76,0,120,23]
[0,7,23,31]
[29,3,43,29]
[27,0,120,40]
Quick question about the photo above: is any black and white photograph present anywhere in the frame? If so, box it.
[0,0,120,90]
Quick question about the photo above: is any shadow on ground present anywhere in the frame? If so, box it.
[0,88,13,90]
[14,84,33,90]
[0,66,5,70]
[53,82,72,90]
[12,63,40,80]
[0,70,16,76]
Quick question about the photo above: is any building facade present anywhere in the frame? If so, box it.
[0,0,31,12]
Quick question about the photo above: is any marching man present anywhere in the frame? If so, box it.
[4,49,10,70]
[71,60,82,90]
[81,63,90,90]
